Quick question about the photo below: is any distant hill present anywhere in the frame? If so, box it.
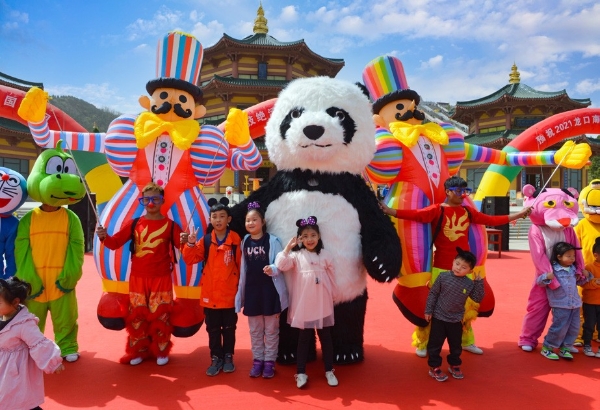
[49,95,121,132]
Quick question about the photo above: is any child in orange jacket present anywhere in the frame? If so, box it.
[181,199,242,376]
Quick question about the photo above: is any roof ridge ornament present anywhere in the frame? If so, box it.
[509,63,520,84]
[254,2,269,34]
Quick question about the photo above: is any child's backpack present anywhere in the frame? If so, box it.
[129,218,178,263]
[201,231,237,263]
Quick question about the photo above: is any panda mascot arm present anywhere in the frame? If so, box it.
[338,174,401,283]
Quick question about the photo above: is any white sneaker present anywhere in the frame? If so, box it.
[325,370,338,387]
[65,353,80,363]
[157,357,169,366]
[521,345,533,352]
[415,348,427,358]
[583,346,595,357]
[567,346,579,354]
[130,357,143,366]
[574,341,584,347]
[295,373,308,389]
[463,344,483,355]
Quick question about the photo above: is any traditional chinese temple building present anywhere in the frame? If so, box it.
[453,64,598,199]
[0,72,43,178]
[197,3,344,195]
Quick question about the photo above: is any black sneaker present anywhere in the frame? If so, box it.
[223,353,235,373]
[206,356,223,376]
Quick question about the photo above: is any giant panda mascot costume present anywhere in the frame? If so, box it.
[230,77,401,364]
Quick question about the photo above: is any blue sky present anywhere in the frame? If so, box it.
[2,0,599,116]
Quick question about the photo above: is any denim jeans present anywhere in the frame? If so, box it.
[543,307,580,349]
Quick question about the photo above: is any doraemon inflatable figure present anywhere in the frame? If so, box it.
[0,167,27,280]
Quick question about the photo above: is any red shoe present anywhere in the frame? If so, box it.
[428,367,448,382]
[448,366,464,379]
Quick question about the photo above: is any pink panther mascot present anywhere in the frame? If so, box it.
[518,184,585,351]
[17,31,262,337]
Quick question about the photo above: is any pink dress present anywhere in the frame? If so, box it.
[0,305,63,410]
[275,248,336,329]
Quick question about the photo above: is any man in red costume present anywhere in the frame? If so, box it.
[382,176,530,355]
[97,182,182,366]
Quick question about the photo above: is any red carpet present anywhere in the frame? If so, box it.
[41,251,600,410]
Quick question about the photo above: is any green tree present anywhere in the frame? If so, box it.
[590,156,600,181]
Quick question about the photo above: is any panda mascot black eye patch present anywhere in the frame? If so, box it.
[325,107,355,144]
[230,76,401,364]
[279,107,305,140]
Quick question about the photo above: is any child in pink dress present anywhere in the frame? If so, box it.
[275,216,338,389]
[0,277,64,410]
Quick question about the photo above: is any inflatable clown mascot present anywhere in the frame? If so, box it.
[363,55,591,356]
[15,142,86,362]
[0,167,27,280]
[17,31,262,337]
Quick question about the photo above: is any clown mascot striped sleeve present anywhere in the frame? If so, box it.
[17,31,262,338]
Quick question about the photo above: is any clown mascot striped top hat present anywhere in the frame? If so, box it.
[362,55,421,114]
[146,31,204,102]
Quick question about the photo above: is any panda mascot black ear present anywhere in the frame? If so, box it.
[355,82,371,99]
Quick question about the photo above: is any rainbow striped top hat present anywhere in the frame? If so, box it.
[362,55,420,114]
[146,31,204,102]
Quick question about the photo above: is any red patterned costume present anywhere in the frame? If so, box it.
[101,217,182,362]
[395,205,509,271]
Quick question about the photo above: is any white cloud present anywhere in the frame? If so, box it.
[336,15,366,36]
[133,43,151,53]
[311,6,338,25]
[3,21,17,30]
[279,6,298,22]
[9,10,28,24]
[191,20,226,47]
[576,79,600,94]
[190,10,198,22]
[535,82,570,92]
[47,83,140,115]
[126,6,184,41]
[421,55,443,69]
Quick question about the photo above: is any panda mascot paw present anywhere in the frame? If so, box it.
[231,77,401,364]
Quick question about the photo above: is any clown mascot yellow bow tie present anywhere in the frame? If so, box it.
[134,112,200,151]
[389,121,449,147]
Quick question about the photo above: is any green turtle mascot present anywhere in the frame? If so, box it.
[15,140,86,362]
